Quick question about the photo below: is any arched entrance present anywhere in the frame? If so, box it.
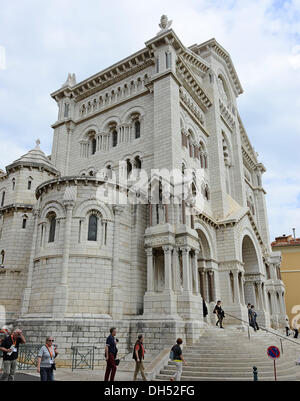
[242,235,262,309]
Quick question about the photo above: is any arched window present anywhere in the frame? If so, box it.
[22,215,28,229]
[48,213,56,243]
[106,165,112,179]
[28,180,32,190]
[0,250,4,266]
[1,191,5,207]
[12,179,16,191]
[91,138,97,155]
[135,156,142,170]
[112,130,118,147]
[135,121,141,139]
[127,159,132,178]
[88,214,98,241]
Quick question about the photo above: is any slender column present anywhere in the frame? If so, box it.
[61,202,74,285]
[233,271,241,304]
[148,203,152,227]
[20,208,40,315]
[163,246,173,292]
[181,247,191,292]
[200,270,205,300]
[165,204,169,223]
[240,273,246,305]
[146,248,154,292]
[182,201,186,224]
[110,206,124,317]
[193,251,200,294]
[208,270,214,302]
[111,206,123,288]
[257,282,263,309]
[172,247,181,293]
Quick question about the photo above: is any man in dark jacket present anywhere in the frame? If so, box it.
[0,328,26,381]
[213,300,225,329]
[133,334,147,381]
[104,327,118,381]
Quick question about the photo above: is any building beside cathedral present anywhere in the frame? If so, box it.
[0,16,286,364]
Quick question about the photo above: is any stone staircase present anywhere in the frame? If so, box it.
[155,327,300,381]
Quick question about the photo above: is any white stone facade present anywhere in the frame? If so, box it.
[0,18,286,363]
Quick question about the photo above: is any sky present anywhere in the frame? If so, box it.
[0,0,299,241]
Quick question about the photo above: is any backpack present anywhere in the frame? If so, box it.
[169,346,175,360]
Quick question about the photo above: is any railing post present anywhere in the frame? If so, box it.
[253,366,258,381]
[280,339,283,355]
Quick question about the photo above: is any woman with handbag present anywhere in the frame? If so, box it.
[37,336,58,381]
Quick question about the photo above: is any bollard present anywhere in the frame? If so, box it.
[253,366,258,381]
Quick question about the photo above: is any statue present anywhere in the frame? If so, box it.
[62,73,77,88]
[157,15,172,35]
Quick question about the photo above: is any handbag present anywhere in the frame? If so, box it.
[115,359,120,366]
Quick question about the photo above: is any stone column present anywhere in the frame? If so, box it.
[233,271,241,304]
[146,248,154,292]
[257,282,264,310]
[181,247,191,292]
[163,246,173,292]
[192,251,200,294]
[240,273,246,305]
[61,202,74,285]
[20,208,40,316]
[109,206,124,318]
[200,270,205,300]
[172,247,181,293]
[52,201,74,318]
[208,270,215,302]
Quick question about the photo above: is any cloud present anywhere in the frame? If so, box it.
[0,0,299,241]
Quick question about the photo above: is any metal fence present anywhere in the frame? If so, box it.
[71,346,96,371]
[18,344,43,370]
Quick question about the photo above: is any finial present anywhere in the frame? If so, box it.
[62,72,77,88]
[157,15,172,35]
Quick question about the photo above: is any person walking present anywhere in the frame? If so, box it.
[37,336,58,381]
[292,321,299,339]
[170,338,187,382]
[285,317,291,337]
[0,328,26,381]
[104,327,118,381]
[247,303,252,324]
[250,305,259,331]
[133,334,147,381]
[213,300,225,329]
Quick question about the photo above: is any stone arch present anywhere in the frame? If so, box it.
[217,71,232,105]
[73,199,113,222]
[241,234,260,275]
[100,115,121,131]
[40,200,66,220]
[122,106,145,123]
[194,222,215,260]
[239,228,263,272]
[79,124,100,141]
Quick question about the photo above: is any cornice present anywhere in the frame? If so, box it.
[176,55,213,111]
[189,39,243,97]
[0,204,34,215]
[51,50,154,103]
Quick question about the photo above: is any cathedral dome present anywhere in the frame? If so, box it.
[6,140,60,175]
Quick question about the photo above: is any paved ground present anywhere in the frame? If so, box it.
[12,368,133,381]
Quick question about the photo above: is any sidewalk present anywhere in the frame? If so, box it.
[15,368,134,381]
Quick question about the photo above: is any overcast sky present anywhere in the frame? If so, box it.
[0,0,299,241]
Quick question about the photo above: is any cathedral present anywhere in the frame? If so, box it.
[0,16,286,364]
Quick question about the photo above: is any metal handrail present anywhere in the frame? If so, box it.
[224,311,300,348]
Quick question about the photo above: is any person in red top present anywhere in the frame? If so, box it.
[133,334,147,381]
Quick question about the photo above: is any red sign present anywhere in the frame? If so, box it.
[267,346,280,360]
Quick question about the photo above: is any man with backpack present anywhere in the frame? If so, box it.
[133,334,147,381]
[170,338,187,382]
